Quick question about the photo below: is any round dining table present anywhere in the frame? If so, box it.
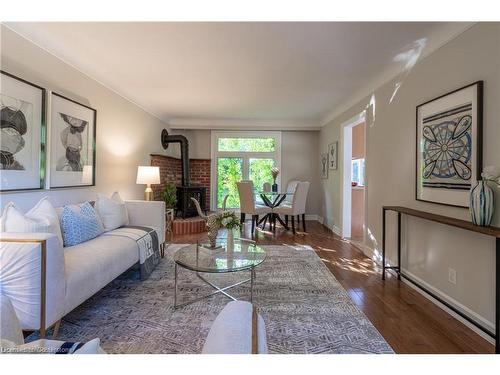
[258,191,293,231]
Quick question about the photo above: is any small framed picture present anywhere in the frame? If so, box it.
[1,70,46,191]
[328,141,338,170]
[49,92,96,188]
[320,153,328,179]
[416,81,483,207]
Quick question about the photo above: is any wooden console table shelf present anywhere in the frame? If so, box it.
[382,206,500,353]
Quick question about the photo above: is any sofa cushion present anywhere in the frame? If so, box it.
[63,233,139,314]
[60,202,104,247]
[95,192,129,231]
[0,198,63,247]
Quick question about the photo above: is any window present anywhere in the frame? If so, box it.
[351,158,365,186]
[211,131,282,209]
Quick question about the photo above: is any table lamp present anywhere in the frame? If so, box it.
[136,166,160,201]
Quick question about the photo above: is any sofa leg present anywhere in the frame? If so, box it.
[52,319,61,338]
[240,213,246,225]
[291,216,296,235]
[302,214,306,232]
[251,215,256,234]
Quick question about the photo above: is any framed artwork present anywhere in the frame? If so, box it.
[49,92,96,188]
[320,153,328,179]
[0,71,46,191]
[416,81,483,208]
[328,141,338,170]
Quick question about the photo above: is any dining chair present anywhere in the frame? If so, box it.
[274,181,310,234]
[237,181,272,234]
[283,180,300,206]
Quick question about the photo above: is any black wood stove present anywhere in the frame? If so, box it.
[161,129,207,218]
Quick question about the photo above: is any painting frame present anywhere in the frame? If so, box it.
[415,81,483,208]
[328,141,338,170]
[0,70,46,192]
[320,152,328,179]
[49,92,97,188]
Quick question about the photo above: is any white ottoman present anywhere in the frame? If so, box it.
[202,301,268,354]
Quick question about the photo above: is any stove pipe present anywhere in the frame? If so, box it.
[161,129,190,187]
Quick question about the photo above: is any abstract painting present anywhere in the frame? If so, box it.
[50,92,96,188]
[320,153,328,179]
[328,141,338,170]
[0,71,45,191]
[416,81,483,207]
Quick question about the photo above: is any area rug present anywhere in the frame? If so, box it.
[30,244,393,354]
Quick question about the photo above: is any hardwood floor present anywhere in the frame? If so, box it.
[171,220,494,353]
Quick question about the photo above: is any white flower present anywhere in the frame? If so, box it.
[481,166,500,181]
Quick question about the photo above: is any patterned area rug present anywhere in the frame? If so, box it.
[31,244,393,354]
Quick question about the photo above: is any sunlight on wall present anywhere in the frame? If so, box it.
[389,38,427,104]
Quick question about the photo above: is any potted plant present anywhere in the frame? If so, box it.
[162,183,177,209]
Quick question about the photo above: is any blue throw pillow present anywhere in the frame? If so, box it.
[60,202,104,247]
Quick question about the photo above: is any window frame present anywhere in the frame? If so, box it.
[210,131,282,211]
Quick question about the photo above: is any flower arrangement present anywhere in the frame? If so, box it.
[216,211,242,230]
[481,166,500,186]
[271,167,280,181]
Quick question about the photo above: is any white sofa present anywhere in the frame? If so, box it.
[0,200,165,336]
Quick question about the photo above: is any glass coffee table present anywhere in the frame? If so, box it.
[173,238,266,309]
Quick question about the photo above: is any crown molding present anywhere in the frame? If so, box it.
[168,118,321,131]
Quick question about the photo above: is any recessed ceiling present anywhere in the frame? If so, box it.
[6,22,472,130]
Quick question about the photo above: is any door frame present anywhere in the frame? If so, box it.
[340,111,367,239]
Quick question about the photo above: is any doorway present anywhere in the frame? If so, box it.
[341,111,367,242]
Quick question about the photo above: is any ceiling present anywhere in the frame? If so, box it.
[6,22,472,130]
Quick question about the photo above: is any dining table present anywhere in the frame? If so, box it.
[257,191,293,231]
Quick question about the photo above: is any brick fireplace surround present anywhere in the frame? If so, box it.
[150,154,211,211]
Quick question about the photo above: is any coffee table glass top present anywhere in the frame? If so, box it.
[173,238,266,273]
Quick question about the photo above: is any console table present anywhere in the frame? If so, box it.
[381,206,500,353]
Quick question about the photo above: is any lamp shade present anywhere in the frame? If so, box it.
[136,166,160,185]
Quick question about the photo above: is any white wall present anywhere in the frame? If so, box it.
[281,131,321,215]
[319,23,500,331]
[0,26,169,211]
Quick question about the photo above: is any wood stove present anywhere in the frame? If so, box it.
[161,129,207,218]
[176,186,207,218]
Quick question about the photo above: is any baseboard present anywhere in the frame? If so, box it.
[400,270,495,344]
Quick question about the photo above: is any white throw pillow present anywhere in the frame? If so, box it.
[95,192,129,231]
[0,198,63,246]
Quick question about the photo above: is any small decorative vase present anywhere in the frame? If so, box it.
[272,181,278,192]
[469,180,495,226]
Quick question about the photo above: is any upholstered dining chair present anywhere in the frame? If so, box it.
[237,181,272,234]
[274,181,310,234]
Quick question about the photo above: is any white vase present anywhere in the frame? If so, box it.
[469,180,495,226]
[227,229,234,244]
